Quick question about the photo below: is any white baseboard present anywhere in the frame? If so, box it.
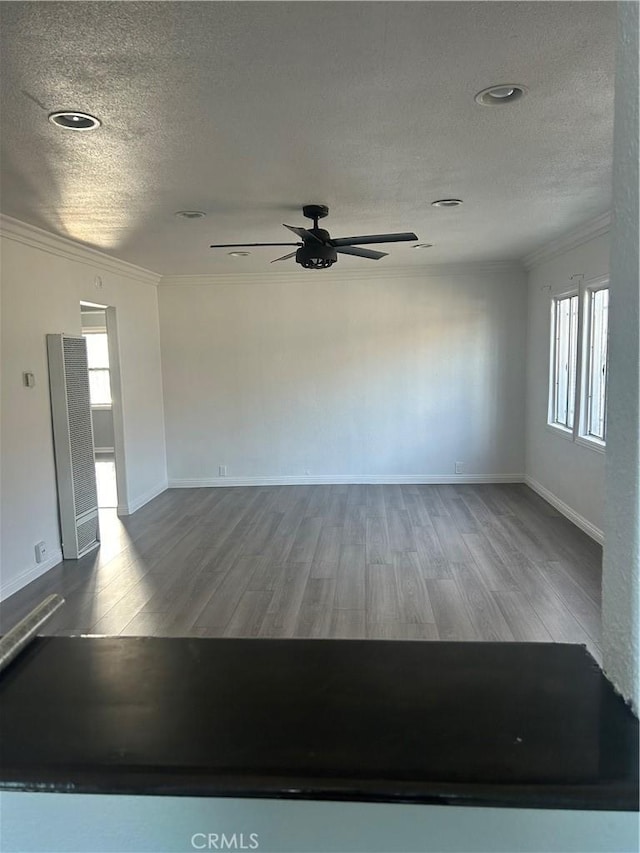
[0,548,64,602]
[168,473,525,488]
[524,476,604,544]
[117,480,168,516]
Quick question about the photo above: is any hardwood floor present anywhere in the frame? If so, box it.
[0,484,603,661]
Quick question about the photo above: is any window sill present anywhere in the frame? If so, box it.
[576,435,606,454]
[91,404,113,411]
[546,423,574,442]
[545,424,606,454]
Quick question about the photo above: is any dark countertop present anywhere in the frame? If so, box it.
[0,637,637,811]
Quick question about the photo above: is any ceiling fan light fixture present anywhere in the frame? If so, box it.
[297,244,338,269]
[414,243,433,249]
[48,110,101,131]
[431,199,463,208]
[228,251,250,257]
[474,84,527,106]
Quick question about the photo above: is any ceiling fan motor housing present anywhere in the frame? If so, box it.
[297,238,337,269]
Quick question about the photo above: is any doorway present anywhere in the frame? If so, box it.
[80,303,124,511]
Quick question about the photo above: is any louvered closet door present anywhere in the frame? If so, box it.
[47,334,100,559]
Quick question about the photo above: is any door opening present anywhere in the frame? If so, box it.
[80,303,123,511]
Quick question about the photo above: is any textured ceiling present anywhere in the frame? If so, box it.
[0,2,616,275]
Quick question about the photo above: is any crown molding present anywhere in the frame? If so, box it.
[159,261,523,287]
[0,214,161,286]
[523,211,612,271]
[1,210,611,282]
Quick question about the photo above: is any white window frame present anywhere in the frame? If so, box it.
[576,276,609,452]
[548,286,580,438]
[547,275,609,453]
[82,327,112,410]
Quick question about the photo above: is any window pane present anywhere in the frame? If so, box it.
[555,300,568,425]
[567,295,579,429]
[587,289,609,440]
[89,369,112,406]
[553,295,578,429]
[84,333,109,369]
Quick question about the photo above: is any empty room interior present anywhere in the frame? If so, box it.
[2,2,640,847]
[0,2,638,716]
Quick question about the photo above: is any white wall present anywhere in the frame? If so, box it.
[0,218,167,599]
[602,0,639,712]
[159,266,527,486]
[524,225,610,539]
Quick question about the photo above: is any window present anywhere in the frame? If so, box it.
[83,332,112,406]
[548,279,609,448]
[551,294,579,429]
[584,286,609,441]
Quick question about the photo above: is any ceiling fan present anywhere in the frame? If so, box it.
[210,204,418,269]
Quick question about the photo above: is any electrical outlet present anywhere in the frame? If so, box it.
[219,465,227,477]
[455,461,464,474]
[35,541,47,563]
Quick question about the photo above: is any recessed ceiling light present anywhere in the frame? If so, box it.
[474,84,527,106]
[48,110,101,131]
[228,251,250,257]
[174,210,207,220]
[414,243,434,249]
[431,199,463,208]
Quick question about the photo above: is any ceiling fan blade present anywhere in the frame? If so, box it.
[283,224,324,243]
[331,232,418,247]
[336,246,388,260]
[210,242,301,248]
[270,251,298,263]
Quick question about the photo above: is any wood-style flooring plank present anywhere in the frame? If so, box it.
[89,578,156,635]
[330,609,366,639]
[365,516,391,565]
[534,560,601,646]
[392,552,435,624]
[310,524,343,578]
[460,532,520,593]
[335,545,366,610]
[366,621,439,641]
[413,522,450,578]
[224,590,273,637]
[194,556,263,630]
[449,562,515,642]
[387,509,416,552]
[416,485,450,519]
[119,611,163,637]
[259,563,312,638]
[426,578,479,641]
[342,506,366,546]
[293,578,336,638]
[366,564,400,623]
[491,591,554,643]
[432,515,473,563]
[365,485,386,517]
